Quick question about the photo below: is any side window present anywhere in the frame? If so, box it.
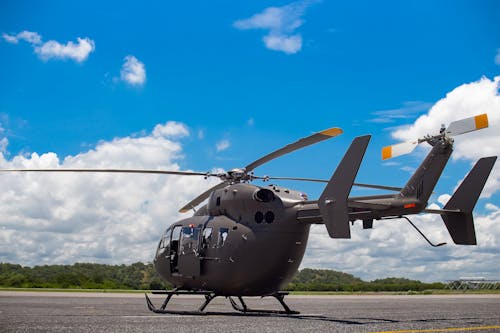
[180,226,201,254]
[218,228,229,247]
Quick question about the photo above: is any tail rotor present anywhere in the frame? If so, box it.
[382,113,489,160]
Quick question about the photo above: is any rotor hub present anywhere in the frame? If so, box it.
[222,168,248,183]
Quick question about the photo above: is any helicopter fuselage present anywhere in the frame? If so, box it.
[153,183,310,296]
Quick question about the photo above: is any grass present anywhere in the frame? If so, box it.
[289,290,500,295]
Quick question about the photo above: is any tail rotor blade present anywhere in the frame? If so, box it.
[446,113,488,136]
[382,141,418,160]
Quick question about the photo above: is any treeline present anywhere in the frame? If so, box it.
[0,262,171,290]
[286,269,445,292]
[0,263,444,291]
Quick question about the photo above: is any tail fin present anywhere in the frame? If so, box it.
[319,135,371,238]
[441,156,497,245]
[398,140,453,205]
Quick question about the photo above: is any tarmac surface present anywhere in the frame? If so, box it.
[0,291,499,332]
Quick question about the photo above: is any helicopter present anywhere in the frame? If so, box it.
[1,114,496,315]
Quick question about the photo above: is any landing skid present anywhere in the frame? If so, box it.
[145,290,299,315]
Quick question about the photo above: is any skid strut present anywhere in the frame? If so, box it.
[145,290,299,315]
[228,292,299,315]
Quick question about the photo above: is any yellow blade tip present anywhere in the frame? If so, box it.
[320,127,343,137]
[474,114,488,129]
[381,146,392,160]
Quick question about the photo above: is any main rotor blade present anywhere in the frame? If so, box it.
[179,181,229,213]
[244,127,343,172]
[253,175,402,191]
[446,113,488,136]
[0,168,213,177]
[381,140,418,160]
[353,182,402,192]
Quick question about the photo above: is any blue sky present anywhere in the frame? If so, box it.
[0,1,499,281]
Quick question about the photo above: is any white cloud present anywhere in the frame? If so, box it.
[2,30,42,44]
[2,33,18,43]
[495,49,500,65]
[299,76,500,282]
[120,55,146,86]
[233,0,317,54]
[3,30,95,63]
[152,121,189,138]
[216,139,230,152]
[391,76,500,197]
[303,202,500,282]
[437,194,451,206]
[0,121,220,266]
[0,138,8,154]
[369,101,432,123]
[17,31,42,44]
[35,37,95,63]
[263,34,302,54]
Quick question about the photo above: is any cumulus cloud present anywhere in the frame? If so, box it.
[391,76,500,197]
[0,121,220,266]
[303,202,500,282]
[233,0,318,54]
[216,139,230,152]
[120,55,146,86]
[35,37,95,62]
[2,30,95,63]
[152,121,189,138]
[301,76,500,282]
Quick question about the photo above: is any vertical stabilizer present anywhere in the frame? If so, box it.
[441,156,497,245]
[319,135,371,238]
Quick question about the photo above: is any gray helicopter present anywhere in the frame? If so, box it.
[1,114,496,315]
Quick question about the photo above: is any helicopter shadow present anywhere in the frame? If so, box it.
[167,311,489,328]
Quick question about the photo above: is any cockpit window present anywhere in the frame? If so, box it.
[160,228,172,249]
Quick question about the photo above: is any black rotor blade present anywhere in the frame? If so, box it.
[352,182,402,192]
[0,168,214,177]
[244,127,343,172]
[253,175,327,183]
[254,175,402,191]
[179,181,229,213]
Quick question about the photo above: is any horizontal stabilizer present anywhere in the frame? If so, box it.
[319,135,371,238]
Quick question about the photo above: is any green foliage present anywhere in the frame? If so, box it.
[0,262,171,290]
[285,269,445,292]
[0,263,445,292]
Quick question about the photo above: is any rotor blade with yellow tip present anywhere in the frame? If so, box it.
[382,141,418,160]
[446,113,489,136]
[244,127,343,171]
